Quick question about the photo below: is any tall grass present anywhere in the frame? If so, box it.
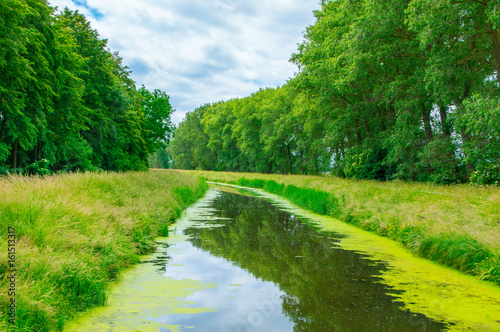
[0,170,208,331]
[193,170,500,285]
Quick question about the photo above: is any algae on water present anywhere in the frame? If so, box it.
[230,184,500,331]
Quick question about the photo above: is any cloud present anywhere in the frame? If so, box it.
[48,0,320,124]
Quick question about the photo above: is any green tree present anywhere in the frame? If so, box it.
[407,0,500,180]
[0,3,174,174]
[0,0,54,170]
[169,105,215,170]
[139,86,174,154]
[59,9,147,171]
[231,93,267,173]
[164,0,500,185]
[202,100,244,171]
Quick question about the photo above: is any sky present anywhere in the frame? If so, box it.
[47,0,321,124]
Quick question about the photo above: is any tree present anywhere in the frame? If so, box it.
[202,100,244,171]
[139,86,174,154]
[0,0,55,169]
[1,4,174,174]
[168,0,500,185]
[169,105,215,170]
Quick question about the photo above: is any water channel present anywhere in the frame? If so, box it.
[66,186,500,331]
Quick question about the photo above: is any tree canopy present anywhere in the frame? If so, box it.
[0,0,174,174]
[170,0,500,185]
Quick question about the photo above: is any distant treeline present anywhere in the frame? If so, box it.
[0,0,173,175]
[170,0,500,185]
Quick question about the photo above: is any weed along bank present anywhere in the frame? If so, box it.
[64,176,500,331]
[194,170,500,286]
[0,171,208,331]
[2,170,500,331]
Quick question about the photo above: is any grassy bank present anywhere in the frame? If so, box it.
[0,170,208,331]
[189,170,500,285]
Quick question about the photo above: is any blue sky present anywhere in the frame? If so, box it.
[48,0,320,124]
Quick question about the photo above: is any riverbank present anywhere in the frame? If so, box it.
[0,170,208,331]
[182,170,500,285]
[211,183,500,330]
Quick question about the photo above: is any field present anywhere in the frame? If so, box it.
[190,170,500,285]
[0,170,208,331]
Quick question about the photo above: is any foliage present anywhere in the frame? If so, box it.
[170,0,500,185]
[0,2,174,174]
[460,94,500,185]
[23,158,51,176]
[169,104,215,170]
[148,147,171,169]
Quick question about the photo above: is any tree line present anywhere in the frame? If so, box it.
[169,0,500,185]
[0,0,173,175]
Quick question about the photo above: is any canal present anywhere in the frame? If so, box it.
[65,186,500,331]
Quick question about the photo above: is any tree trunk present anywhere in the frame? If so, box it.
[460,127,475,179]
[490,25,500,88]
[38,141,42,160]
[422,105,433,143]
[287,144,293,175]
[282,146,286,175]
[456,83,474,179]
[439,104,451,139]
[0,120,5,142]
[313,152,319,175]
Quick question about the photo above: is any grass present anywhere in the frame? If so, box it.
[0,170,208,331]
[189,170,500,286]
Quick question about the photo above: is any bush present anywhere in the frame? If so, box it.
[263,180,284,194]
[236,178,266,188]
[416,139,463,184]
[234,178,338,217]
[338,144,391,181]
[460,94,500,185]
[23,159,52,176]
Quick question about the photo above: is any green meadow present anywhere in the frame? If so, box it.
[0,170,208,331]
[192,170,500,285]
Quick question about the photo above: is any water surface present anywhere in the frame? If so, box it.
[66,188,449,331]
[178,189,447,331]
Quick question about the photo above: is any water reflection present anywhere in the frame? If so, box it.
[156,241,293,331]
[182,191,447,331]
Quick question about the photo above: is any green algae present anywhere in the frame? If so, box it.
[64,185,500,331]
[63,261,218,331]
[212,182,500,331]
[64,190,225,332]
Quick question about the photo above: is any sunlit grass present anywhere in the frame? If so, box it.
[0,170,208,331]
[191,170,500,285]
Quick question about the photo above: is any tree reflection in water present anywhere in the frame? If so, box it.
[184,191,448,331]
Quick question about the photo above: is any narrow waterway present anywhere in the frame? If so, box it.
[66,188,452,331]
[178,189,447,331]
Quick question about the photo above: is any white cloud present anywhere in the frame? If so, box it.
[48,0,320,124]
